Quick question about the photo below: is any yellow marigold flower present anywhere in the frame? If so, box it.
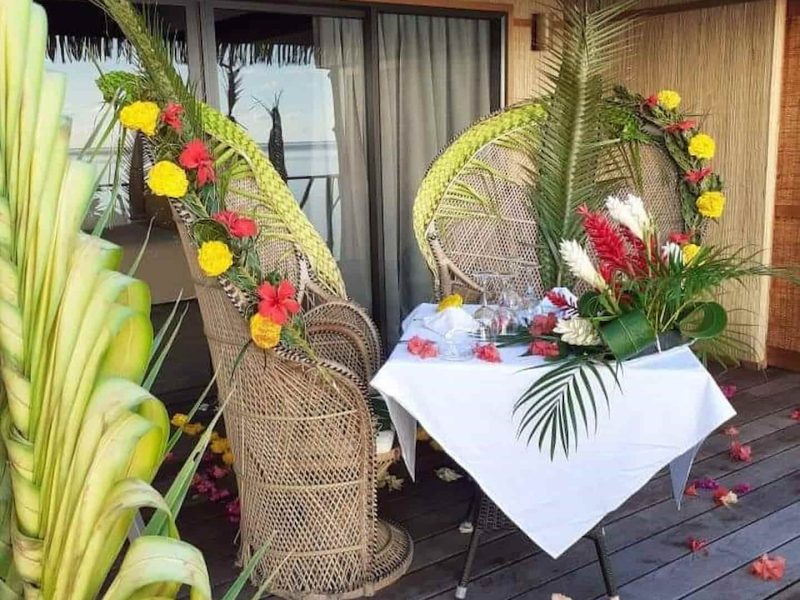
[119,100,160,136]
[696,191,726,218]
[211,431,220,441]
[222,450,235,466]
[148,160,189,198]
[250,313,282,349]
[170,413,188,428]
[657,89,681,111]
[210,437,229,454]
[682,243,701,265]
[197,241,233,277]
[437,293,464,312]
[182,422,205,436]
[688,133,716,160]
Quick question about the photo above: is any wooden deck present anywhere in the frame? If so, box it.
[167,351,800,599]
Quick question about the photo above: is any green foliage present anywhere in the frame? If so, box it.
[531,0,635,288]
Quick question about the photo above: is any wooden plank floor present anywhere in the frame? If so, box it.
[172,366,800,600]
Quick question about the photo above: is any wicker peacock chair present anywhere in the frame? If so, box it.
[99,69,412,593]
[412,100,686,302]
[411,100,690,600]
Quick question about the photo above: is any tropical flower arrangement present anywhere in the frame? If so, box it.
[115,97,305,352]
[510,193,793,458]
[608,86,726,238]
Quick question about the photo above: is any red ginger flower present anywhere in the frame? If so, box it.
[179,139,216,186]
[257,280,300,325]
[161,102,183,132]
[577,205,631,275]
[546,290,574,309]
[213,210,258,238]
[685,167,712,185]
[619,226,648,273]
[664,118,698,133]
[530,313,557,336]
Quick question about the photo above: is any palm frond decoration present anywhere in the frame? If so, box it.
[514,354,621,459]
[531,0,636,288]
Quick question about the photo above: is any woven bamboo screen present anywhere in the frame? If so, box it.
[611,0,781,362]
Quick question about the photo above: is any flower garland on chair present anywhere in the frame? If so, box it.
[609,87,726,241]
[118,98,304,351]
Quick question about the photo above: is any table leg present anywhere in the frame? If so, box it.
[588,526,619,600]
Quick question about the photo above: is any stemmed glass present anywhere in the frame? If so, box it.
[472,272,496,343]
[494,272,523,335]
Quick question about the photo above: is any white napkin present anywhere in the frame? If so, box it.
[422,307,477,337]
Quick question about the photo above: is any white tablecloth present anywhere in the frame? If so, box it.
[370,303,736,558]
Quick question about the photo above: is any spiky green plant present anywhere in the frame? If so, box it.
[531,0,635,287]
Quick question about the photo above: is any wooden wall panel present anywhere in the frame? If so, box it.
[767,0,800,369]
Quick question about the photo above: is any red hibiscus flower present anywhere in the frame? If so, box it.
[684,167,712,185]
[668,231,692,245]
[530,340,560,358]
[719,384,737,399]
[179,139,216,186]
[161,102,184,132]
[530,313,558,336]
[474,343,501,363]
[407,336,438,359]
[644,94,658,108]
[257,279,300,325]
[212,210,258,238]
[750,554,786,581]
[733,483,751,495]
[730,441,752,462]
[664,119,698,133]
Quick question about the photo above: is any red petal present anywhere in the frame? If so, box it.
[276,279,296,301]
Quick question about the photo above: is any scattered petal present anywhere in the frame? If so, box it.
[730,441,752,462]
[164,452,175,462]
[713,488,739,507]
[723,426,740,437]
[687,537,709,554]
[226,497,241,523]
[170,413,188,428]
[791,408,800,421]
[719,384,737,399]
[435,467,463,482]
[210,465,230,479]
[473,343,502,363]
[684,483,698,497]
[733,483,752,495]
[694,477,720,490]
[750,554,786,581]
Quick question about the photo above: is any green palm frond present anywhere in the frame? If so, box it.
[514,354,621,459]
[532,0,636,287]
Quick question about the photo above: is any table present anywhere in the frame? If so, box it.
[370,303,736,558]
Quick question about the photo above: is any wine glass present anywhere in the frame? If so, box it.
[519,284,541,326]
[494,272,523,335]
[472,271,496,343]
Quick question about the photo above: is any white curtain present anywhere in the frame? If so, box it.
[379,14,491,341]
[315,17,372,309]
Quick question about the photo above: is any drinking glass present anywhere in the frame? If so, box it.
[472,272,496,343]
[493,272,523,335]
[519,285,540,326]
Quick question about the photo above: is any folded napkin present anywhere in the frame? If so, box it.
[423,307,477,337]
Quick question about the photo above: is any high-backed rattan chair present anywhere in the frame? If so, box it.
[411,101,688,600]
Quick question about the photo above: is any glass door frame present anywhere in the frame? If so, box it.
[197,0,506,335]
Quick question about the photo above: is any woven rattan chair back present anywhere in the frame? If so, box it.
[413,103,688,301]
[171,201,411,598]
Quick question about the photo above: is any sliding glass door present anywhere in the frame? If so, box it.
[209,8,373,308]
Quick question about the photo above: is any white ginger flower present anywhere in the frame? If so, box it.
[554,317,601,346]
[605,193,653,240]
[559,239,606,291]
